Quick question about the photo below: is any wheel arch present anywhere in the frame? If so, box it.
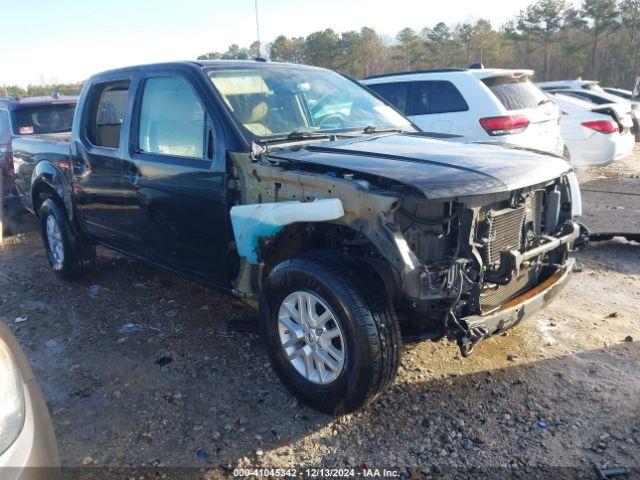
[30,161,73,220]
[234,220,399,302]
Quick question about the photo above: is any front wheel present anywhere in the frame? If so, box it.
[39,198,95,280]
[259,254,401,414]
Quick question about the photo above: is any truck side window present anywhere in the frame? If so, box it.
[89,82,130,148]
[138,77,205,159]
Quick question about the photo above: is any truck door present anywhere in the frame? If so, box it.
[74,80,133,246]
[119,74,229,287]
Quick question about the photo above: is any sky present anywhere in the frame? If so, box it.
[0,0,563,87]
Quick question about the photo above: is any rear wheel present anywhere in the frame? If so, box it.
[259,253,401,414]
[39,198,95,279]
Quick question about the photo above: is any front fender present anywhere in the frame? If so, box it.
[30,161,74,220]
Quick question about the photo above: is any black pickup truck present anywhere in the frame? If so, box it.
[12,60,581,413]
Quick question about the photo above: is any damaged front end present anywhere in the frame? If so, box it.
[228,146,580,354]
[394,174,580,354]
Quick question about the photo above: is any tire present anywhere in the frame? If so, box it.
[259,253,401,414]
[39,198,95,280]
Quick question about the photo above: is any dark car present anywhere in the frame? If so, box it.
[0,95,77,228]
[12,61,580,414]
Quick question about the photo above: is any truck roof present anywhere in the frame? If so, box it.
[88,59,324,80]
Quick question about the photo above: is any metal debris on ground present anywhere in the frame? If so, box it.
[117,323,144,334]
[596,465,631,480]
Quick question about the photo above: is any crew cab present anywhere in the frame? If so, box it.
[12,61,581,414]
[1,95,76,229]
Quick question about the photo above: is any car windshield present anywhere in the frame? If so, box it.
[206,66,413,139]
[12,104,75,135]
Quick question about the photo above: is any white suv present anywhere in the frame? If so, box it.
[362,68,565,157]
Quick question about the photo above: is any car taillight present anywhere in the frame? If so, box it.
[581,120,617,134]
[479,115,530,135]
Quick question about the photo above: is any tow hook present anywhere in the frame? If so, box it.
[456,326,487,358]
[457,337,475,357]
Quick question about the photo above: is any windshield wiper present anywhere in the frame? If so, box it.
[362,125,403,134]
[286,130,331,140]
[256,131,333,145]
[538,98,553,106]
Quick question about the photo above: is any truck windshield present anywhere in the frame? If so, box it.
[12,104,76,135]
[207,67,413,139]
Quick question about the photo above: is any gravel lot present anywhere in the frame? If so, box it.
[1,148,639,479]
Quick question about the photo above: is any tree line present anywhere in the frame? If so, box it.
[2,83,83,98]
[199,0,640,89]
[3,0,638,96]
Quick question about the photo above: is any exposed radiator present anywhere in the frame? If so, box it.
[530,190,544,236]
[481,206,526,267]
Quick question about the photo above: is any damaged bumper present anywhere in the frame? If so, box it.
[463,257,574,339]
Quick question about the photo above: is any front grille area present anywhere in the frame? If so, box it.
[473,189,553,312]
[480,266,539,312]
[481,206,526,267]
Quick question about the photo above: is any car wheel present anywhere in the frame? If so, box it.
[39,198,95,279]
[259,253,401,414]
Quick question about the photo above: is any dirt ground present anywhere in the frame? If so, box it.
[1,148,639,479]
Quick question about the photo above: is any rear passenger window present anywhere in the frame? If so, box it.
[89,82,130,148]
[367,82,410,114]
[484,77,547,110]
[138,77,205,159]
[409,81,468,115]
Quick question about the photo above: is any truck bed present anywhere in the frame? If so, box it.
[11,133,72,212]
[12,132,71,153]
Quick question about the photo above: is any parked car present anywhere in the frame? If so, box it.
[549,93,635,166]
[12,60,581,414]
[540,84,640,141]
[362,68,565,157]
[603,87,636,100]
[537,79,604,92]
[0,321,60,479]
[0,95,77,229]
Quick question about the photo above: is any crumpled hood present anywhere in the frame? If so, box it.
[267,133,572,199]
